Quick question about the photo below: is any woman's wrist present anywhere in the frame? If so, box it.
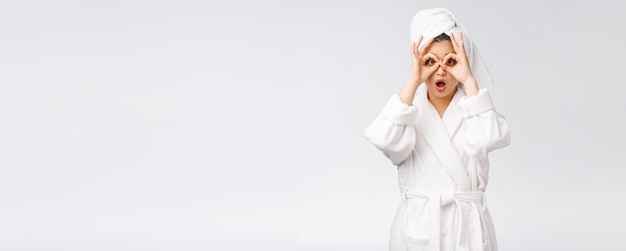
[407,65,420,82]
[462,76,479,96]
[406,75,421,85]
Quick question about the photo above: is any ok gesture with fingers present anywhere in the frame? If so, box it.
[400,35,441,104]
[441,32,479,96]
[410,35,440,84]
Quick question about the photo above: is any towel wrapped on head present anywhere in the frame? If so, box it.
[409,8,493,90]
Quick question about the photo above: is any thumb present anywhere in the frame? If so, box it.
[424,65,439,78]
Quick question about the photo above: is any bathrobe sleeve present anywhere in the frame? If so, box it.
[458,89,511,155]
[364,94,418,165]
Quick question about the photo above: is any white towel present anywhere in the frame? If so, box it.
[409,8,493,90]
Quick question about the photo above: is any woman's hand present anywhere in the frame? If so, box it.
[399,35,440,105]
[441,32,479,96]
[409,35,439,84]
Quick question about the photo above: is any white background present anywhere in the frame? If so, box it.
[1,0,625,250]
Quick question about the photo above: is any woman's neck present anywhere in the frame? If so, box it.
[428,91,456,118]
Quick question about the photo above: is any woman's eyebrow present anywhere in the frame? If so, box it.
[426,52,441,58]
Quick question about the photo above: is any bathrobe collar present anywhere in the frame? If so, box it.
[416,85,469,191]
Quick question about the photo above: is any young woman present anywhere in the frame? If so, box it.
[364,8,511,251]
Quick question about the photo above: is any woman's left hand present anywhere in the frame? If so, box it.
[442,32,474,85]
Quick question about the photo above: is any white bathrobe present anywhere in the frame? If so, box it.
[364,85,510,251]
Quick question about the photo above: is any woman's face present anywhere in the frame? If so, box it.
[424,40,459,101]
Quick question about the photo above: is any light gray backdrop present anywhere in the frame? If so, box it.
[0,0,624,250]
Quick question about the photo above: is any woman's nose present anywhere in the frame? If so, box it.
[436,66,446,76]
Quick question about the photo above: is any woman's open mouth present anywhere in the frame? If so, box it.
[435,80,446,92]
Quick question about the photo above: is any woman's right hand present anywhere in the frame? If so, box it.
[409,35,439,84]
[398,35,439,105]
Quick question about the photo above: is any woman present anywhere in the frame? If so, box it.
[364,8,510,251]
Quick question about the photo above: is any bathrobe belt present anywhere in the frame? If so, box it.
[403,190,486,250]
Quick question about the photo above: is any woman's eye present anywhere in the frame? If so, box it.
[446,59,457,66]
[426,58,436,65]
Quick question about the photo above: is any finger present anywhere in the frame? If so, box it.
[425,63,442,80]
[413,36,423,57]
[425,64,439,76]
[424,52,441,62]
[451,32,466,54]
[443,53,457,64]
[458,32,465,53]
[443,52,457,59]
[449,32,460,53]
[441,53,458,71]
[418,37,435,57]
[416,35,423,47]
[414,41,420,58]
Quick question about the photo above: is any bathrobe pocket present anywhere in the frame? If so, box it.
[402,197,431,250]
